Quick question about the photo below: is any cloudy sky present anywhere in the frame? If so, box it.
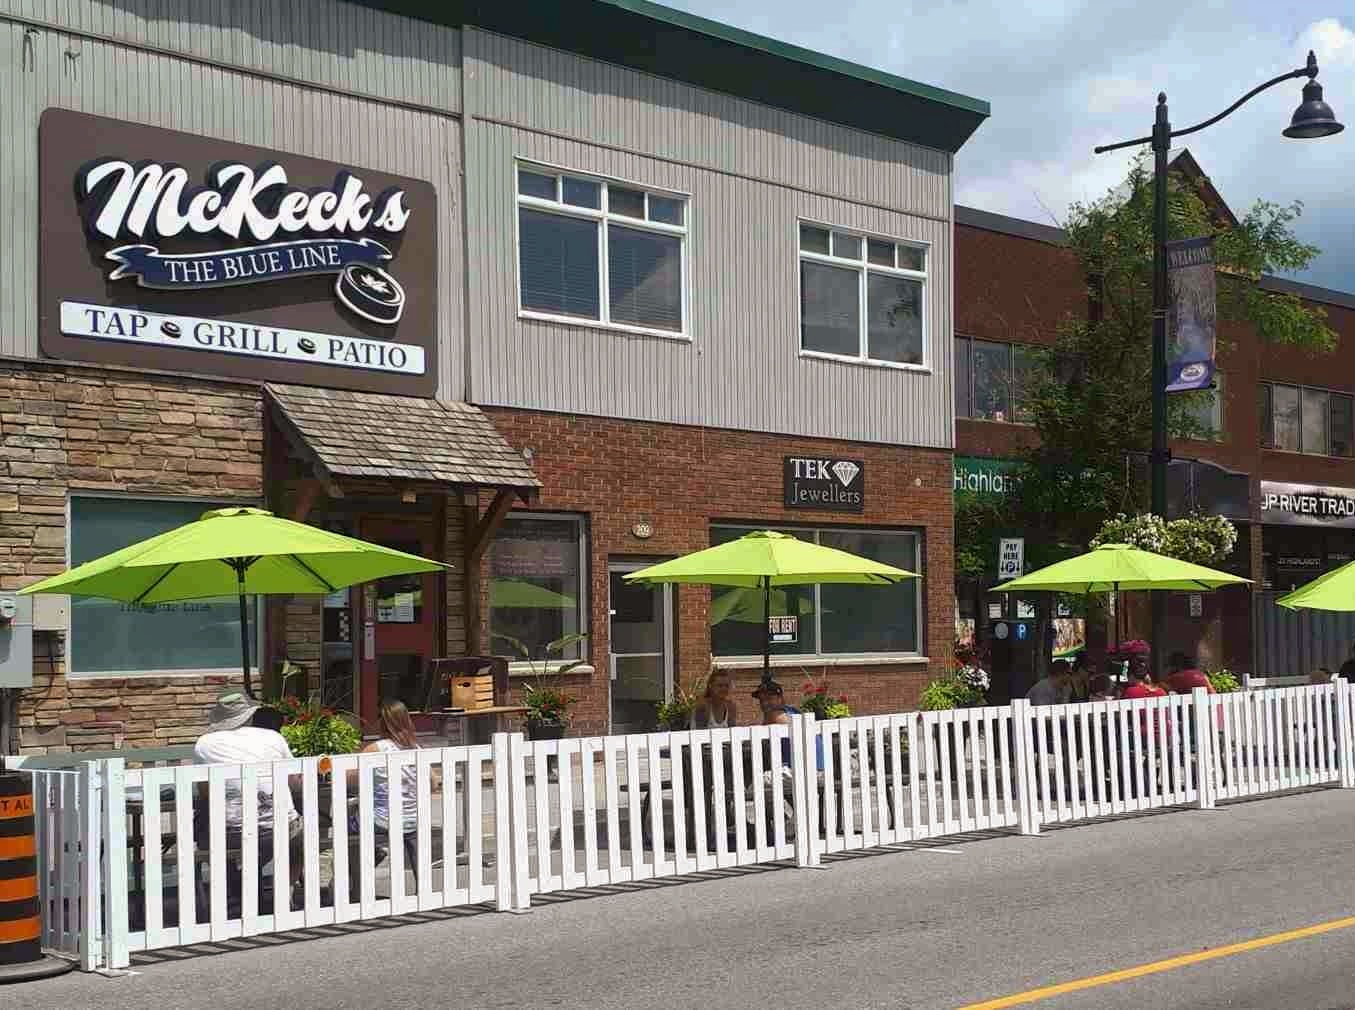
[670,2,1354,291]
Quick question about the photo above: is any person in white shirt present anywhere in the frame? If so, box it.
[193,692,305,898]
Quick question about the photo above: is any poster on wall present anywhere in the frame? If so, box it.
[1164,236,1216,393]
[39,109,438,396]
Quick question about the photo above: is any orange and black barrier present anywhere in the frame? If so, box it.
[0,771,71,983]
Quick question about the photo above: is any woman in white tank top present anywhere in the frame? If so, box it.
[689,670,738,729]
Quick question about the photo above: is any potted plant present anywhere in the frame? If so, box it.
[800,681,852,721]
[655,675,705,731]
[918,675,985,777]
[497,633,588,740]
[1205,668,1241,693]
[268,696,362,775]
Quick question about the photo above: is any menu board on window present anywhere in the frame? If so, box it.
[491,526,578,577]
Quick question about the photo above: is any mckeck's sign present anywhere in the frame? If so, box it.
[39,109,438,396]
[784,456,865,512]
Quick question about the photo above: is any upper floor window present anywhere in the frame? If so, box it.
[1260,381,1354,457]
[1176,373,1224,441]
[798,223,926,367]
[955,337,1039,423]
[516,165,687,336]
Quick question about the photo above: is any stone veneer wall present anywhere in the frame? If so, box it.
[0,360,263,754]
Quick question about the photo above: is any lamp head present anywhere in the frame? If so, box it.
[1283,51,1344,139]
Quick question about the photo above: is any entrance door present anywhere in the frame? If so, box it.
[608,562,674,735]
[358,518,440,724]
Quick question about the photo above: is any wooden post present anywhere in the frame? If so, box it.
[464,489,517,655]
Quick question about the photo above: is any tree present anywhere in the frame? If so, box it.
[957,159,1333,672]
[1012,158,1331,554]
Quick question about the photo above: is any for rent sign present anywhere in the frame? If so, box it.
[1259,481,1355,527]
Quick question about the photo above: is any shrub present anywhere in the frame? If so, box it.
[919,675,985,711]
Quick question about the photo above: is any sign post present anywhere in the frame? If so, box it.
[998,538,1025,581]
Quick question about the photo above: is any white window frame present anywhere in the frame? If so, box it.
[490,510,593,675]
[796,218,930,372]
[66,492,264,680]
[708,523,925,665]
[514,161,691,341]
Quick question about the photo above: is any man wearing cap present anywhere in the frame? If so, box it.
[193,692,305,899]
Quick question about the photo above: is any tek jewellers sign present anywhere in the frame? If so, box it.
[784,456,865,512]
[1259,480,1355,528]
[39,110,438,395]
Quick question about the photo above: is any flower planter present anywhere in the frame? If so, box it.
[526,720,567,742]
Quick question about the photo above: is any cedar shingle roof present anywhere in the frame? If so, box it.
[265,384,540,490]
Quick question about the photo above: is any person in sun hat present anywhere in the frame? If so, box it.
[193,691,305,900]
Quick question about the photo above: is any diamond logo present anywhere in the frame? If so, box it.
[830,460,860,488]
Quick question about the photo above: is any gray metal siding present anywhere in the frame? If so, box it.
[467,28,949,221]
[0,22,464,398]
[464,27,954,448]
[1253,591,1355,678]
[0,0,461,112]
[466,122,952,448]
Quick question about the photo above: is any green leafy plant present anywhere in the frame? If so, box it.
[655,674,706,730]
[495,632,588,727]
[269,696,361,757]
[1206,668,1241,693]
[918,675,985,711]
[519,680,576,727]
[800,680,851,721]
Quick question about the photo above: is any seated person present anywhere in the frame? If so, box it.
[193,693,305,900]
[1026,660,1072,706]
[1310,667,1334,686]
[1162,652,1213,695]
[690,671,739,729]
[1088,674,1118,702]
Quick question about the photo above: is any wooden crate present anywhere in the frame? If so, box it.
[449,674,495,711]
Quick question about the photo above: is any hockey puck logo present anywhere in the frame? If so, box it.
[1178,362,1208,384]
[336,264,405,325]
[160,320,182,338]
[296,337,317,354]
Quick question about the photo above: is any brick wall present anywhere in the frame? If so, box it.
[0,360,263,753]
[481,408,954,735]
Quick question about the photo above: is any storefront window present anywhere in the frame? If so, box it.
[488,514,587,662]
[710,525,922,658]
[69,497,256,676]
[818,530,920,653]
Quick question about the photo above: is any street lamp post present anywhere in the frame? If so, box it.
[1094,51,1343,672]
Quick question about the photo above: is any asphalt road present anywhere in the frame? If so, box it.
[18,788,1355,1010]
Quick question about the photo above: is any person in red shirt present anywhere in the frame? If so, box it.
[1162,652,1214,695]
[1120,654,1167,701]
[1121,654,1172,796]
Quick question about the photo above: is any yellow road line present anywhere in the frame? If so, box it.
[957,914,1355,1009]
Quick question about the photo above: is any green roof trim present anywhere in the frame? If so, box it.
[595,0,990,118]
[350,0,991,153]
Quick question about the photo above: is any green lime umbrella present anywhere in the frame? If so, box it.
[19,507,446,696]
[1276,560,1355,611]
[992,542,1249,653]
[994,543,1249,594]
[624,530,917,686]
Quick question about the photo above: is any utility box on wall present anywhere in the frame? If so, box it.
[0,593,34,688]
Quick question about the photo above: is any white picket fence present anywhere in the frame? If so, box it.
[18,681,1355,971]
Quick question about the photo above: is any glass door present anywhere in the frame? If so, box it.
[608,562,674,735]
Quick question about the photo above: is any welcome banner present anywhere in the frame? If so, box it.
[1165,236,1217,393]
